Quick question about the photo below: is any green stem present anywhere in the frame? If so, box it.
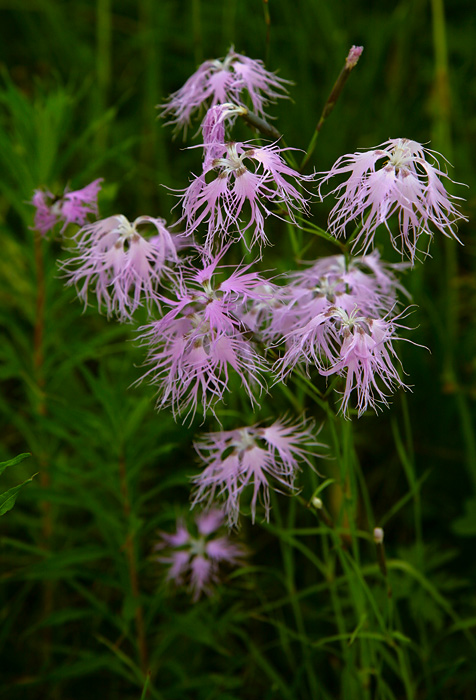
[118,449,148,675]
[240,108,282,141]
[222,0,237,47]
[300,46,363,172]
[34,232,54,667]
[431,0,458,386]
[262,0,271,64]
[273,496,320,698]
[96,0,112,151]
[430,0,476,490]
[191,0,202,65]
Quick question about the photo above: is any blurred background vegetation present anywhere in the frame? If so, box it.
[0,1,475,698]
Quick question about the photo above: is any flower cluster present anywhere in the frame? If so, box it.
[61,214,178,320]
[160,46,290,134]
[192,417,322,527]
[32,179,103,236]
[31,46,469,554]
[319,138,466,263]
[137,252,273,421]
[155,509,245,600]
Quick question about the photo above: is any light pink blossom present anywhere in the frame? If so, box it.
[268,251,413,415]
[266,250,408,342]
[318,138,466,263]
[31,179,103,236]
[192,417,323,527]
[155,509,245,601]
[61,214,179,320]
[137,254,274,422]
[275,304,411,417]
[160,46,290,134]
[179,140,315,252]
[319,310,408,416]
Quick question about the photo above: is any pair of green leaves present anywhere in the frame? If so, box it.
[0,453,34,516]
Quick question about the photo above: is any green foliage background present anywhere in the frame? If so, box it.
[0,1,475,698]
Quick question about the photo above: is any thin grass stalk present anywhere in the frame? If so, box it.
[222,0,237,47]
[317,405,372,694]
[431,0,476,493]
[191,0,202,65]
[33,231,54,670]
[118,449,148,675]
[96,0,112,151]
[321,526,352,672]
[322,403,406,697]
[429,0,457,379]
[300,48,362,172]
[273,495,320,698]
[139,0,166,212]
[262,0,271,65]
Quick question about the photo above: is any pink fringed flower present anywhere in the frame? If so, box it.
[31,179,103,236]
[61,214,179,320]
[160,46,290,134]
[275,304,410,417]
[320,310,409,415]
[266,250,407,341]
[191,417,323,527]
[155,509,245,601]
[137,254,274,422]
[270,252,412,416]
[319,138,466,262]
[180,140,315,251]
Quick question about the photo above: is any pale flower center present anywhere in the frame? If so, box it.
[213,142,248,177]
[201,279,217,300]
[215,54,235,72]
[388,139,413,172]
[333,307,371,335]
[233,428,258,452]
[189,537,207,557]
[190,312,210,334]
[312,276,341,301]
[51,200,63,217]
[113,216,140,247]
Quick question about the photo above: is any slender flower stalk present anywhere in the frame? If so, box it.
[300,46,363,171]
[318,138,466,262]
[33,229,54,665]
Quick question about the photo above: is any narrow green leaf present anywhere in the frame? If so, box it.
[0,452,31,476]
[0,473,37,516]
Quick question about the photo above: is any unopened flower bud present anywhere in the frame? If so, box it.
[311,496,323,510]
[346,45,364,70]
[373,527,384,544]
